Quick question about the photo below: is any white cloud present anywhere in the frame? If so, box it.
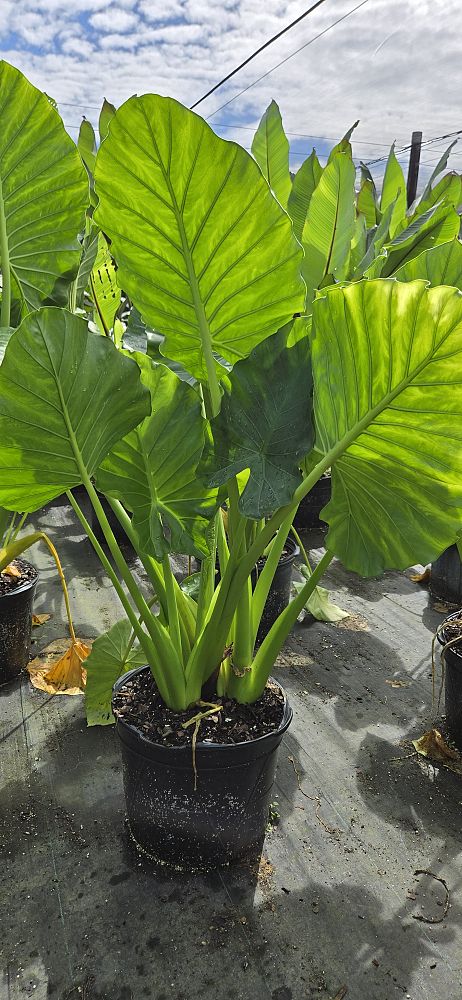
[1,0,462,187]
[90,6,139,31]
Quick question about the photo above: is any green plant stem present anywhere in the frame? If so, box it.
[186,458,329,688]
[0,174,11,328]
[162,552,182,661]
[251,510,295,647]
[195,512,218,638]
[67,490,184,708]
[229,550,334,702]
[290,525,311,571]
[105,498,196,656]
[228,477,253,668]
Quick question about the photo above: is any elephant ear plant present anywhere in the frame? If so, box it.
[1,87,462,864]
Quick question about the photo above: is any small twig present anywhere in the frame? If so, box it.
[331,987,348,1000]
[412,869,450,924]
[389,751,419,763]
[288,755,340,838]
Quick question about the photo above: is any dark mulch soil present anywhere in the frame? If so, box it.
[112,669,285,747]
[440,614,462,653]
[0,559,37,597]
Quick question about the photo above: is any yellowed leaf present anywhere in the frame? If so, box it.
[28,637,93,696]
[385,678,410,688]
[2,562,22,578]
[32,613,51,627]
[410,566,430,584]
[412,729,462,771]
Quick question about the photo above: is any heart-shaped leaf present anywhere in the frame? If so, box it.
[85,619,146,726]
[0,61,88,321]
[209,326,314,518]
[0,308,150,511]
[312,280,462,576]
[94,94,304,382]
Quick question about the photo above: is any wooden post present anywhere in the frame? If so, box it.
[406,130,422,206]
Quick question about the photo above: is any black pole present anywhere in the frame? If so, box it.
[406,130,423,206]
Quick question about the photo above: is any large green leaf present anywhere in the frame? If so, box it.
[94,95,304,382]
[413,172,462,218]
[0,308,150,511]
[85,619,146,726]
[352,200,396,278]
[251,99,291,209]
[327,121,359,163]
[301,152,356,304]
[78,118,97,176]
[98,99,116,141]
[379,203,460,277]
[96,354,216,558]
[356,178,378,229]
[393,238,462,287]
[311,280,462,576]
[380,144,407,238]
[208,326,314,518]
[0,62,88,320]
[418,141,457,205]
[287,150,323,242]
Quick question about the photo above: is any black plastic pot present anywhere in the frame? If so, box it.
[293,474,331,532]
[437,610,462,750]
[431,545,462,604]
[90,494,133,548]
[113,666,292,868]
[255,535,299,643]
[0,560,37,685]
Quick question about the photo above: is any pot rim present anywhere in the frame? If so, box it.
[437,609,462,660]
[0,559,38,601]
[113,665,293,756]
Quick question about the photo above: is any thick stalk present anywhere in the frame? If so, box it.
[186,459,329,686]
[228,478,253,668]
[106,498,196,655]
[67,491,184,708]
[0,173,11,328]
[228,550,334,702]
[195,513,218,638]
[162,552,183,661]
[251,510,295,646]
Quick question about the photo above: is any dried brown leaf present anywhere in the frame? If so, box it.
[2,562,22,578]
[410,566,430,584]
[32,613,51,626]
[412,729,462,775]
[385,678,409,688]
[28,637,93,695]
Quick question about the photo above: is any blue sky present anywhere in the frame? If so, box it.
[1,0,461,189]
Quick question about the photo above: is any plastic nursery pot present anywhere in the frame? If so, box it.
[437,610,462,751]
[112,666,293,869]
[0,560,38,685]
[90,493,133,548]
[292,473,331,532]
[255,534,299,644]
[430,545,462,605]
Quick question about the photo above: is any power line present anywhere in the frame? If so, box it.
[204,0,369,120]
[189,0,332,110]
[365,128,462,167]
[210,122,394,146]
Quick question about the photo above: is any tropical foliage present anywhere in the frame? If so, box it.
[0,62,461,724]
